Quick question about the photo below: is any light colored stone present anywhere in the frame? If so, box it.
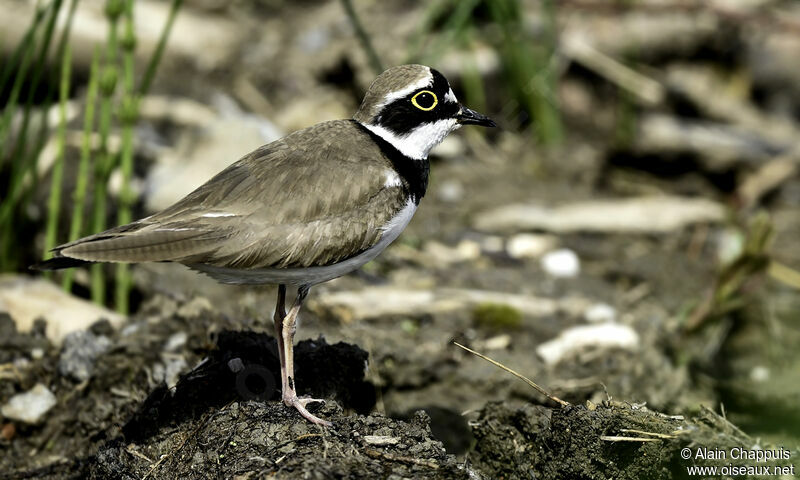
[1,384,57,424]
[536,324,640,366]
[437,179,464,203]
[506,234,557,259]
[164,332,188,352]
[363,435,401,446]
[58,330,113,381]
[145,94,282,212]
[749,365,770,383]
[584,303,617,323]
[310,286,592,324]
[541,249,580,278]
[474,196,726,234]
[0,275,124,346]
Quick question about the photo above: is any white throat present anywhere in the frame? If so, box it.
[362,119,460,160]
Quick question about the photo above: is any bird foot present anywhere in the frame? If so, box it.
[284,394,332,426]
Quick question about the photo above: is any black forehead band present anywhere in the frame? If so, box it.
[429,69,452,99]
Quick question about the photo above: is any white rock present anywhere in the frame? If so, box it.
[506,234,557,259]
[437,179,464,203]
[363,435,401,446]
[480,236,505,254]
[311,287,592,324]
[541,249,580,278]
[584,303,617,323]
[145,94,282,212]
[474,196,726,234]
[164,332,188,352]
[481,334,512,351]
[0,275,124,346]
[423,240,480,266]
[1,384,57,424]
[749,365,769,382]
[536,323,640,366]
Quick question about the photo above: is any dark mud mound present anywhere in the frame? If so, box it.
[470,401,796,480]
[94,403,469,479]
[123,331,375,443]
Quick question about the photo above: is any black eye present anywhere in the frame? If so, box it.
[411,90,438,111]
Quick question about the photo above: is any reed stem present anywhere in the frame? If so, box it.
[63,47,101,291]
[43,44,72,272]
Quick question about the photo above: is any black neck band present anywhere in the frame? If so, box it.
[353,121,429,205]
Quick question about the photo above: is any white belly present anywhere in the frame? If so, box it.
[187,200,417,286]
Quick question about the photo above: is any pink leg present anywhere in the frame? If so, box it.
[279,286,331,426]
[273,285,287,398]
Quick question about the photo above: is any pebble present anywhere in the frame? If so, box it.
[536,323,639,366]
[506,234,557,259]
[749,365,769,382]
[58,330,113,382]
[540,249,580,278]
[1,384,57,424]
[480,235,505,254]
[177,297,213,318]
[164,332,188,352]
[437,179,464,203]
[363,435,401,446]
[584,303,617,323]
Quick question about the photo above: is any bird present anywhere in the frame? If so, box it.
[34,64,495,426]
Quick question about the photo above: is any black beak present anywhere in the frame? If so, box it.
[456,106,496,127]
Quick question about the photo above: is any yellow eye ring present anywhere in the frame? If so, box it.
[411,90,438,111]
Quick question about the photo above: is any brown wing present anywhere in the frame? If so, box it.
[55,120,408,269]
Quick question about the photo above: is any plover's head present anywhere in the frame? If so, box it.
[354,64,495,160]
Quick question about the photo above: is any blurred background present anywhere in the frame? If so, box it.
[1,0,800,476]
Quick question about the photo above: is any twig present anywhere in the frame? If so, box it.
[364,449,439,469]
[768,261,800,291]
[600,435,660,442]
[453,342,570,407]
[561,34,664,106]
[619,428,676,439]
[339,0,383,75]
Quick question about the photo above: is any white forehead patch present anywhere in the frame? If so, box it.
[378,68,433,108]
[445,88,457,103]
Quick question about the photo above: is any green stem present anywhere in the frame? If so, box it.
[43,44,72,269]
[0,2,49,157]
[339,0,383,75]
[63,47,101,291]
[90,2,122,305]
[0,0,63,269]
[138,0,182,96]
[115,0,137,314]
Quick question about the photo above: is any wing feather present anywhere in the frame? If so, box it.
[50,120,408,269]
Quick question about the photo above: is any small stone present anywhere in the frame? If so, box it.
[749,365,769,382]
[482,334,511,350]
[506,234,557,259]
[363,435,401,446]
[177,297,213,318]
[1,422,15,441]
[536,323,639,366]
[164,332,188,352]
[437,179,464,203]
[584,303,616,323]
[30,348,45,360]
[1,384,57,424]
[58,330,112,382]
[455,240,481,261]
[541,249,580,278]
[480,235,505,254]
